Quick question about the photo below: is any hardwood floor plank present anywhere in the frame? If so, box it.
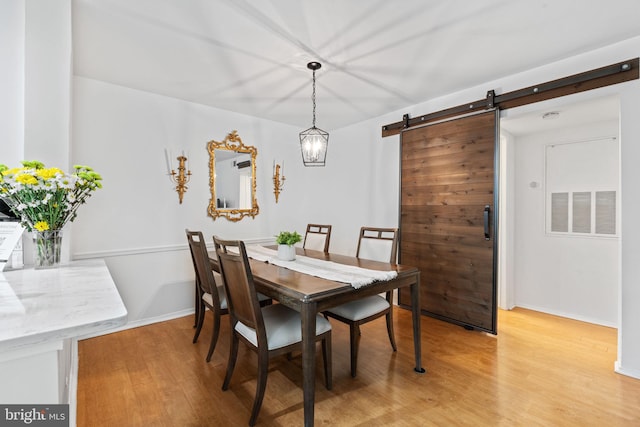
[77,307,640,426]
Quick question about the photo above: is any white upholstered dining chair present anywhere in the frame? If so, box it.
[186,229,270,362]
[303,223,332,252]
[323,227,399,377]
[213,236,333,426]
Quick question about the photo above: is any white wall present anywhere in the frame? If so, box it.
[0,0,24,166]
[512,120,619,326]
[24,0,71,169]
[619,75,640,379]
[71,77,305,323]
[498,131,516,310]
[276,120,402,256]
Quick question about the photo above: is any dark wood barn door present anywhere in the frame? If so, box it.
[398,110,499,333]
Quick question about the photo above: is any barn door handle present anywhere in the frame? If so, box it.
[483,205,491,240]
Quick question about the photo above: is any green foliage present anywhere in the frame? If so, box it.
[275,230,302,246]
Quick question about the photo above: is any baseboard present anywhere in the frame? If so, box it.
[513,303,617,328]
[614,360,640,379]
[79,308,195,340]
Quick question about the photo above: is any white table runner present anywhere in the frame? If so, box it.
[245,245,397,289]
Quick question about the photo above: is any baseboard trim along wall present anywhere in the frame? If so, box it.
[79,308,195,340]
[514,303,617,328]
[615,360,640,380]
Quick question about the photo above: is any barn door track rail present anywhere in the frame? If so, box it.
[382,58,639,137]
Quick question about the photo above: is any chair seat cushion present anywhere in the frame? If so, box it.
[236,304,331,350]
[202,284,228,310]
[326,295,390,321]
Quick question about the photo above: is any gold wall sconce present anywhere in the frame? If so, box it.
[273,160,285,203]
[165,149,192,204]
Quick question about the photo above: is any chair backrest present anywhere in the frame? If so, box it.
[213,236,265,340]
[186,229,222,307]
[355,227,399,264]
[303,224,332,252]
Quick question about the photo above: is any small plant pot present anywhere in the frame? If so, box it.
[277,244,296,261]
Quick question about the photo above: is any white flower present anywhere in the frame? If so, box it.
[0,161,102,232]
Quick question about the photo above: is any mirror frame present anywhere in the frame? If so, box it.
[207,130,259,222]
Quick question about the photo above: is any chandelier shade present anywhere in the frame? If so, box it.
[299,62,328,167]
[299,126,329,167]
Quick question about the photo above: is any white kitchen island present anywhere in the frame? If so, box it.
[0,259,127,425]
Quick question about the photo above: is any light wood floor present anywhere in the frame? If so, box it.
[77,307,640,426]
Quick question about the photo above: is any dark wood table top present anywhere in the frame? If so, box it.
[211,245,419,308]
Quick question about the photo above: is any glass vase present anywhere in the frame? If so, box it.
[33,229,62,269]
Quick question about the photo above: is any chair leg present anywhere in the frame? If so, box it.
[206,310,221,362]
[192,301,205,343]
[222,333,239,391]
[193,277,201,328]
[349,324,360,378]
[249,349,269,426]
[322,332,332,390]
[386,309,397,352]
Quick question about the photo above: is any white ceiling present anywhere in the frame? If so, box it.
[501,94,620,136]
[72,0,640,131]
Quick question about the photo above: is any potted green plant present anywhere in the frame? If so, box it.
[275,230,302,261]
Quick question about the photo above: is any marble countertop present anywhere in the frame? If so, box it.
[0,259,128,352]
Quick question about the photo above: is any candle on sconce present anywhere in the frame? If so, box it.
[282,160,284,176]
[164,148,172,174]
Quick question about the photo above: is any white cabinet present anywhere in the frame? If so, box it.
[0,260,127,425]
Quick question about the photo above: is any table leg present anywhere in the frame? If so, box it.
[301,301,317,427]
[411,272,426,373]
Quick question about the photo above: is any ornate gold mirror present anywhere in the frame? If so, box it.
[207,130,259,222]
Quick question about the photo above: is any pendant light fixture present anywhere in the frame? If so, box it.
[299,61,328,166]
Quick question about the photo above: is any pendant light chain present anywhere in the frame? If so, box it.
[312,68,317,128]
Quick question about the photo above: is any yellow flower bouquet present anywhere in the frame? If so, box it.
[0,160,102,267]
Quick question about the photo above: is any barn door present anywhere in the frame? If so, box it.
[398,110,499,333]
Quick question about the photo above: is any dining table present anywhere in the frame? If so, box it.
[209,245,424,427]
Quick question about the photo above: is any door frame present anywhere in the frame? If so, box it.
[497,92,621,320]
